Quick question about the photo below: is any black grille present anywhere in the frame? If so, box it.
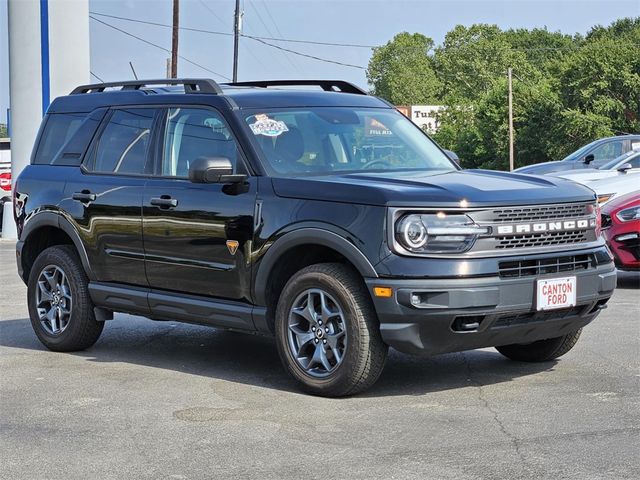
[492,305,585,328]
[601,213,612,229]
[491,203,589,223]
[495,230,589,249]
[499,254,593,278]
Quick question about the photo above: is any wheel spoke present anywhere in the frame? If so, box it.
[43,270,57,290]
[37,281,53,302]
[47,307,59,333]
[319,292,338,322]
[310,343,332,371]
[289,324,315,356]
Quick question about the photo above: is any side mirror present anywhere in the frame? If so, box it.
[617,162,633,173]
[583,153,595,164]
[188,157,245,183]
[444,149,460,166]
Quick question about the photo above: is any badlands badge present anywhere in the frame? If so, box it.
[226,240,239,255]
[249,114,289,137]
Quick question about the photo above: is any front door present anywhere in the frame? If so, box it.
[142,106,256,301]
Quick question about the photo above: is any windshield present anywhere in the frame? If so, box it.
[243,107,456,176]
[600,150,640,170]
[562,140,599,162]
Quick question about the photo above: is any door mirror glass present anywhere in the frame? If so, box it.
[443,149,460,166]
[189,156,235,183]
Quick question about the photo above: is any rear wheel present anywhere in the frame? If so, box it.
[275,263,387,397]
[27,245,104,352]
[495,329,582,362]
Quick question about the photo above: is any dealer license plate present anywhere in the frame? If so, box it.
[536,276,577,311]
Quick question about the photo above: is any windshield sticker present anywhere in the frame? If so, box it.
[249,114,289,137]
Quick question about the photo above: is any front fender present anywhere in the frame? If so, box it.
[252,227,378,306]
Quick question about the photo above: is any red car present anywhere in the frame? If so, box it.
[601,191,640,271]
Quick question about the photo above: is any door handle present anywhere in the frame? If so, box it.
[72,191,96,203]
[150,196,178,208]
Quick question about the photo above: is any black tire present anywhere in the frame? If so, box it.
[275,263,388,397]
[27,245,104,352]
[495,329,582,362]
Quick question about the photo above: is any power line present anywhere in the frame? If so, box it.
[91,12,233,37]
[246,1,301,74]
[90,11,375,47]
[90,15,231,80]
[90,11,364,71]
[197,0,227,28]
[243,35,366,69]
[260,1,285,39]
[88,12,640,51]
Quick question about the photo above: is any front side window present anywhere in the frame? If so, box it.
[89,108,155,174]
[592,141,623,161]
[161,107,239,177]
[243,108,455,176]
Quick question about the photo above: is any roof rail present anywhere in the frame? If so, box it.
[225,80,368,95]
[70,78,223,95]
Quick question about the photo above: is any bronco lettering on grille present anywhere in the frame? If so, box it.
[495,218,596,235]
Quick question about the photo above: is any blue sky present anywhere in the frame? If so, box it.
[1,0,639,125]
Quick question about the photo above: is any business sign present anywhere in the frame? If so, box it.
[397,105,445,133]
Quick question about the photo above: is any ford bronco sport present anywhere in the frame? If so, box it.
[14,79,616,396]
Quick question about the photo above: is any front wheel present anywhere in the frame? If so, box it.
[275,263,388,397]
[495,329,582,362]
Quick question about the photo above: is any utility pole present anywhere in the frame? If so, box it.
[171,0,179,78]
[233,0,241,82]
[508,67,514,171]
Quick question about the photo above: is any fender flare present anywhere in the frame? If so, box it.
[253,227,378,305]
[20,211,96,281]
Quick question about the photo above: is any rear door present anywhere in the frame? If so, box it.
[64,107,159,286]
[142,106,256,301]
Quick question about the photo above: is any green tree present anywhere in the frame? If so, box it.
[0,124,7,138]
[367,32,442,104]
[434,24,535,102]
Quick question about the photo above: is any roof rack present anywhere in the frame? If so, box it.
[70,78,223,95]
[225,80,368,95]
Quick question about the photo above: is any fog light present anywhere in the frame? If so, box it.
[373,286,393,298]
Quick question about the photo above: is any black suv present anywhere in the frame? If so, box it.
[14,79,616,396]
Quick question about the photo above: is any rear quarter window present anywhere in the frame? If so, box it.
[33,113,87,165]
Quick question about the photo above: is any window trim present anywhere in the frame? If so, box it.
[152,105,252,180]
[81,105,162,178]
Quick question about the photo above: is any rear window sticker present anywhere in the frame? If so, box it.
[249,114,289,137]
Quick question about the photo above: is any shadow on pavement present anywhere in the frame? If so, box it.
[0,315,558,397]
[616,270,640,289]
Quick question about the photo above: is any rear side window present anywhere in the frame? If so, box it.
[87,108,156,175]
[33,113,87,164]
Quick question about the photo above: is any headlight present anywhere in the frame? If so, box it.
[616,206,640,222]
[597,193,614,205]
[394,213,489,254]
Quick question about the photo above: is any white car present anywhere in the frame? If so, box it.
[586,174,640,205]
[553,150,640,183]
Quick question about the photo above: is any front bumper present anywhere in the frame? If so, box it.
[366,261,616,355]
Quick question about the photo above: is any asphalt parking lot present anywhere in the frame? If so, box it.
[0,240,638,480]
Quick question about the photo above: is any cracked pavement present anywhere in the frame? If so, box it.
[0,240,638,479]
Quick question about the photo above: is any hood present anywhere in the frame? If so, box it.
[553,169,618,183]
[514,160,570,174]
[588,174,640,195]
[271,169,596,208]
